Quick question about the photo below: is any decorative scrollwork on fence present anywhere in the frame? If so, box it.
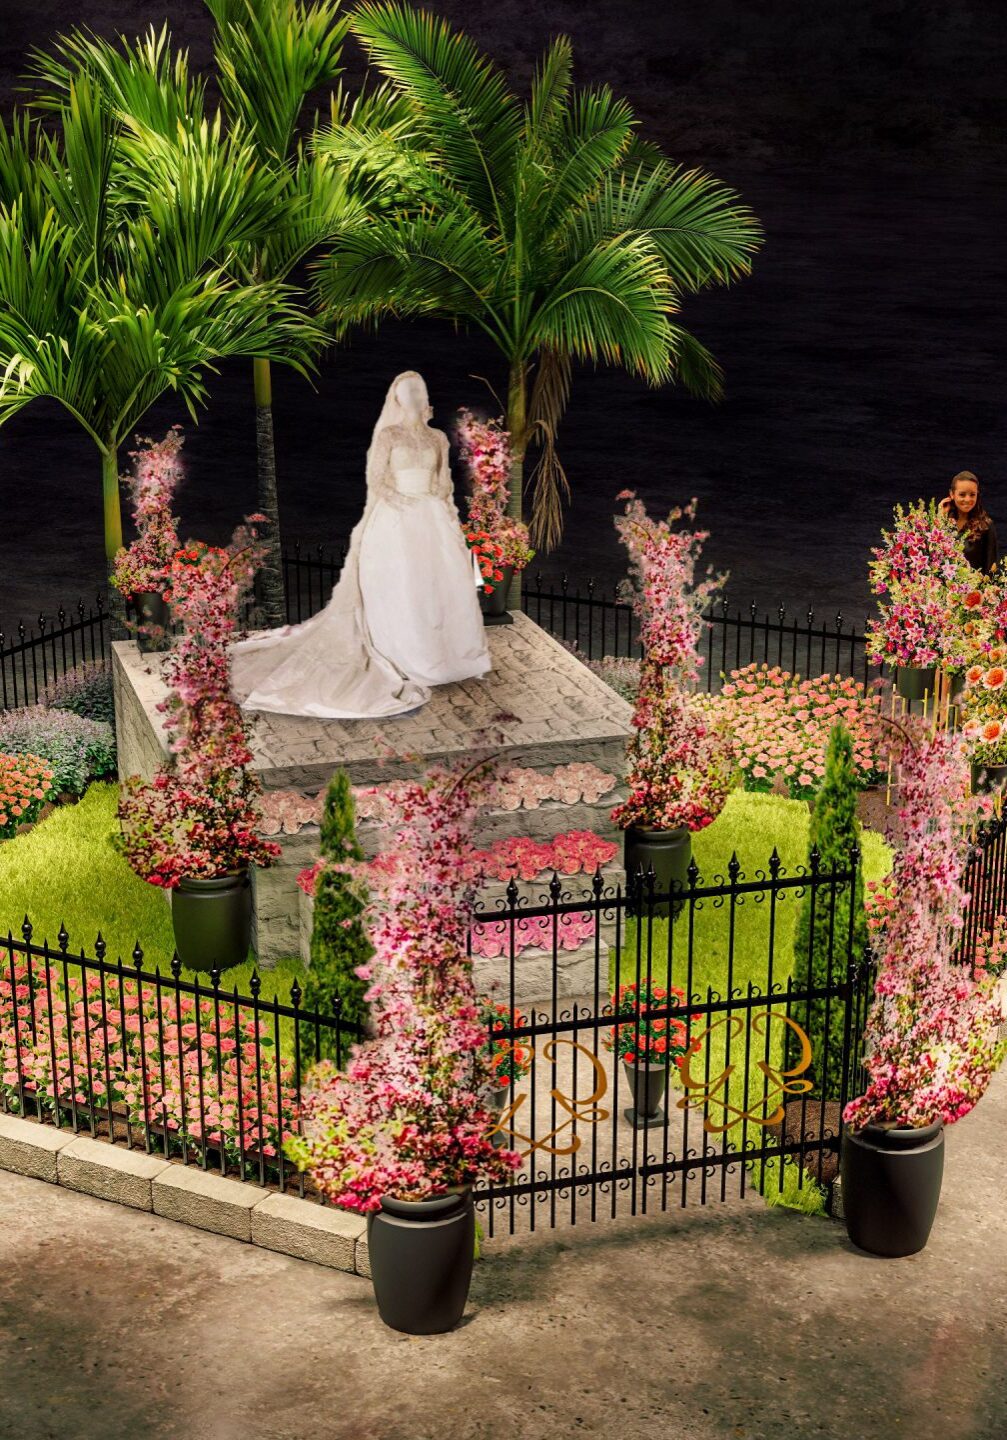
[676,1011,813,1133]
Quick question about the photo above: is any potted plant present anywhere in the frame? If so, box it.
[610,493,734,914]
[841,722,1002,1257]
[605,981,699,1128]
[456,409,534,622]
[110,429,184,653]
[866,500,972,702]
[479,999,532,1144]
[117,521,280,971]
[286,758,520,1335]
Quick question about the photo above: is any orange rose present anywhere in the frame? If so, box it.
[968,665,984,683]
[983,667,1006,691]
[983,721,1003,742]
[965,591,983,609]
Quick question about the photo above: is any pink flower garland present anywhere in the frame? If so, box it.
[844,723,1003,1130]
[286,758,521,1212]
[456,409,534,574]
[610,492,735,832]
[110,429,184,600]
[866,501,973,669]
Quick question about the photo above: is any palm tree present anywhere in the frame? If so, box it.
[0,75,321,629]
[30,12,359,625]
[315,4,763,604]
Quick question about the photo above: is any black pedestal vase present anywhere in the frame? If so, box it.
[133,591,171,653]
[624,826,692,918]
[170,871,252,973]
[367,1191,475,1334]
[480,564,515,627]
[840,1121,944,1257]
[622,1059,670,1128]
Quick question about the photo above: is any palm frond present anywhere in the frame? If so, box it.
[527,37,573,137]
[600,162,764,291]
[313,207,500,334]
[36,78,119,280]
[209,0,350,163]
[527,234,675,382]
[528,84,636,238]
[349,2,521,232]
[665,323,724,401]
[28,25,207,140]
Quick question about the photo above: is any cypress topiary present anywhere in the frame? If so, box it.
[304,770,372,1055]
[792,722,868,1100]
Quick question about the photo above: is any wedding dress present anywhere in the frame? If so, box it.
[231,372,491,718]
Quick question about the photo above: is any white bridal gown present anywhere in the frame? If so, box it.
[231,421,490,719]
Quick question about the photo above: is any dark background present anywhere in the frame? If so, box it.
[1,0,1006,628]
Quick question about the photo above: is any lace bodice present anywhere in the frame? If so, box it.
[371,423,454,505]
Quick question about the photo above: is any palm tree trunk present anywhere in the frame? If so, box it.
[102,442,127,640]
[505,359,529,612]
[254,356,287,627]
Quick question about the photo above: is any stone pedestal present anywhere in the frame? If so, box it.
[112,614,633,1001]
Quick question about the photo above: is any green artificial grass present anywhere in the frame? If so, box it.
[0,783,306,1002]
[612,790,892,1152]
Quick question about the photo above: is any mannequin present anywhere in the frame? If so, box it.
[231,372,490,718]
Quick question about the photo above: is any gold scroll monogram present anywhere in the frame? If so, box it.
[488,1013,814,1152]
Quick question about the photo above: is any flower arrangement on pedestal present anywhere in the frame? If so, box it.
[117,519,279,971]
[840,720,1004,1256]
[455,409,534,602]
[286,757,521,1333]
[866,500,973,685]
[605,980,702,1128]
[479,1001,533,1088]
[610,492,734,908]
[110,429,184,649]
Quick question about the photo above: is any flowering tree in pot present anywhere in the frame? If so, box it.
[117,520,280,971]
[840,720,1003,1257]
[456,410,534,621]
[110,429,184,652]
[866,500,973,702]
[611,491,735,915]
[286,756,520,1335]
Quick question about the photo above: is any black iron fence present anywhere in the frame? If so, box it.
[0,919,362,1200]
[3,813,1005,1220]
[2,548,872,711]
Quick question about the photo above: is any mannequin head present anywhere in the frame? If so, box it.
[393,372,432,425]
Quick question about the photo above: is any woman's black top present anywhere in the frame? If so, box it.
[962,521,998,574]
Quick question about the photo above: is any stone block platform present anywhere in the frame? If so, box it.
[113,613,633,1001]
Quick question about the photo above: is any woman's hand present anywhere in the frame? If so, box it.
[938,496,953,517]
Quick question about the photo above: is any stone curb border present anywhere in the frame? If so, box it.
[0,1114,370,1278]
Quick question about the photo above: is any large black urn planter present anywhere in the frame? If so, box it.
[622,1059,670,1129]
[133,591,171,653]
[171,871,251,974]
[624,825,692,918]
[480,563,515,626]
[970,760,1007,794]
[367,1190,475,1334]
[895,665,937,703]
[840,1121,944,1257]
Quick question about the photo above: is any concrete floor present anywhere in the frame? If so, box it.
[2,1073,1006,1440]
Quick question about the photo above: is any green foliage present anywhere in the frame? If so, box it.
[0,706,115,796]
[793,722,869,1099]
[40,662,115,724]
[305,770,372,1051]
[751,1155,828,1217]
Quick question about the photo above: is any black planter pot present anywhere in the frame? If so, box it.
[487,1082,514,1149]
[895,664,937,702]
[622,1059,670,1129]
[971,760,1007,794]
[367,1190,475,1334]
[171,871,251,973]
[948,671,967,703]
[480,563,515,626]
[624,825,692,918]
[133,591,171,654]
[840,1120,944,1257]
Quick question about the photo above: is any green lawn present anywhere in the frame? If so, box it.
[0,783,307,1003]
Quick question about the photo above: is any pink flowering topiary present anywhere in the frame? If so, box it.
[844,721,1003,1130]
[117,521,281,887]
[610,492,735,832]
[285,757,521,1211]
[110,429,184,601]
[456,409,534,586]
